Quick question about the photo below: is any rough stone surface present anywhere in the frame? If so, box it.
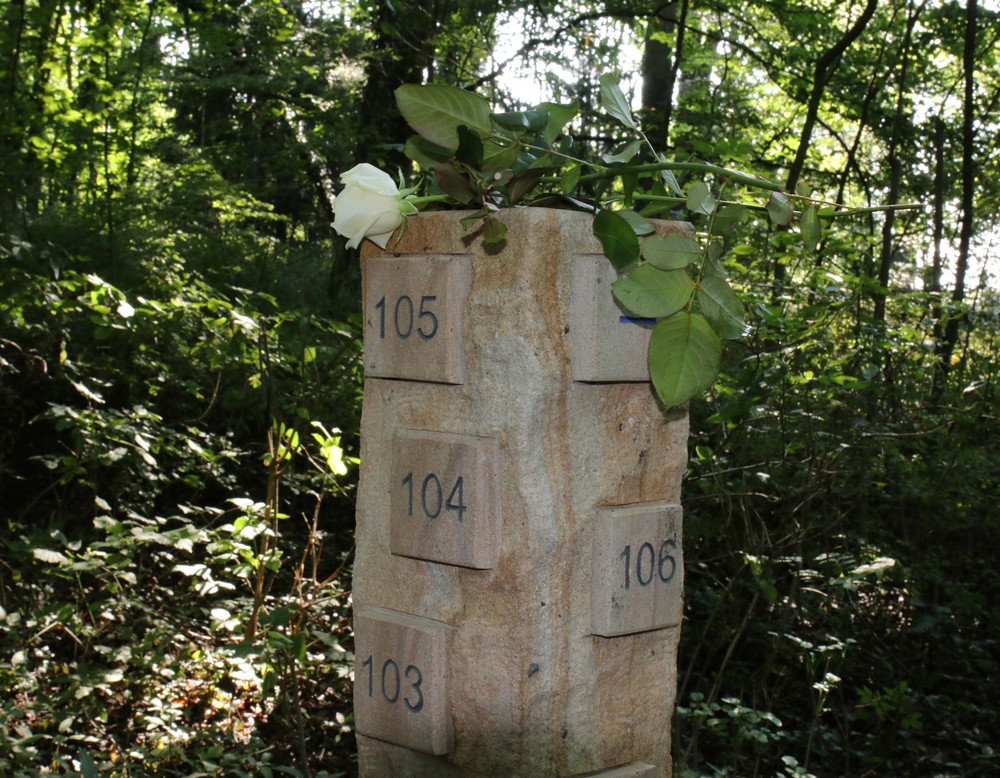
[354,209,689,776]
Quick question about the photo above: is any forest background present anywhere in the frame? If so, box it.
[1,0,999,776]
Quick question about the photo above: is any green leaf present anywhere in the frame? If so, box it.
[292,630,308,662]
[481,141,520,174]
[559,165,581,194]
[613,265,695,318]
[76,749,100,778]
[697,276,746,339]
[593,209,640,271]
[656,155,683,195]
[767,191,794,226]
[711,203,749,236]
[648,312,722,409]
[602,140,642,164]
[599,73,636,130]
[455,125,484,168]
[801,204,821,251]
[642,233,703,270]
[537,102,578,143]
[492,110,549,134]
[403,135,452,171]
[620,169,638,208]
[395,84,492,151]
[686,180,716,215]
[704,240,729,278]
[758,578,779,602]
[481,216,507,245]
[617,209,656,236]
[526,153,556,170]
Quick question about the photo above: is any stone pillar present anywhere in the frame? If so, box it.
[353,208,689,777]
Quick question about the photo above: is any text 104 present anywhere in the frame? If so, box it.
[401,472,466,522]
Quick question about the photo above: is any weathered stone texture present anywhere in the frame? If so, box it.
[354,209,689,776]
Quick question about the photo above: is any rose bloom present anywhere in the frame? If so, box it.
[332,163,415,249]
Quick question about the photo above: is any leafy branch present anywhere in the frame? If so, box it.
[370,75,914,408]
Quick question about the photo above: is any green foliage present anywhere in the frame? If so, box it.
[648,313,722,408]
[0,3,366,773]
[675,217,1000,775]
[593,210,640,271]
[395,85,494,150]
[386,79,828,408]
[0,219,362,773]
[1,0,998,775]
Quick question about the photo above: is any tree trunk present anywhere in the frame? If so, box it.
[874,1,924,326]
[775,0,880,295]
[640,0,686,151]
[937,0,978,379]
[357,0,440,170]
[928,115,947,398]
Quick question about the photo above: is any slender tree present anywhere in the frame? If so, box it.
[776,0,880,294]
[874,0,926,326]
[640,0,688,150]
[939,0,978,373]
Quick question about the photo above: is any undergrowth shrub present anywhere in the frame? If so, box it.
[1,225,362,776]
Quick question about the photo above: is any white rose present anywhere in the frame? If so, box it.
[332,163,415,249]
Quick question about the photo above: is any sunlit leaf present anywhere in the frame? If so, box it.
[602,140,642,164]
[801,203,821,251]
[537,102,578,143]
[599,73,637,130]
[767,191,794,226]
[851,557,896,577]
[642,233,702,270]
[648,312,722,408]
[617,209,655,235]
[34,548,70,565]
[593,209,640,271]
[395,84,492,151]
[686,180,716,215]
[613,265,695,318]
[559,165,581,194]
[697,275,747,339]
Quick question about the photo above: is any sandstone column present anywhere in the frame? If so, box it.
[353,208,689,776]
